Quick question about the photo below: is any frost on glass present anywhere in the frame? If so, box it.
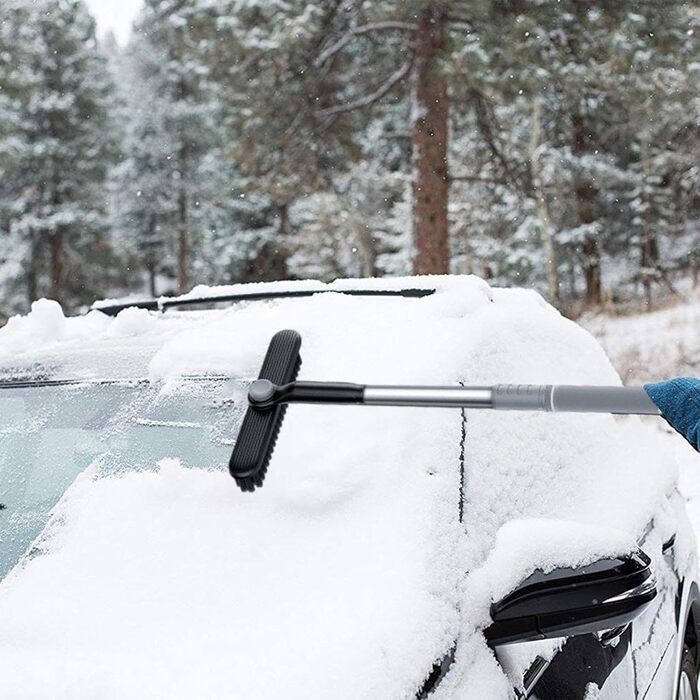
[0,378,247,580]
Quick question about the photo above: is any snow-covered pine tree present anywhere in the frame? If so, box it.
[202,1,359,280]
[616,5,700,308]
[111,31,181,297]
[0,0,116,312]
[288,95,414,281]
[0,0,36,317]
[208,0,502,278]
[449,0,697,309]
[116,0,278,295]
[118,0,221,295]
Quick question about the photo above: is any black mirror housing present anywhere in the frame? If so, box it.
[485,549,656,646]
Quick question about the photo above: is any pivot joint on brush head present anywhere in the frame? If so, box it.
[248,378,366,410]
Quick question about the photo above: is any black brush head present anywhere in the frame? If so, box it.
[229,330,302,491]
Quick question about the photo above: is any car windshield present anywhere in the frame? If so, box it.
[0,378,247,581]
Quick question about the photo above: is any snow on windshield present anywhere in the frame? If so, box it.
[0,378,247,580]
[0,276,689,698]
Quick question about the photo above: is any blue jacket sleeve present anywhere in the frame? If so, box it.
[644,377,700,452]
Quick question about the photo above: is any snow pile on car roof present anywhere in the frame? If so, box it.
[0,275,686,698]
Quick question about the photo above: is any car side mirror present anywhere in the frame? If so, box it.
[484,549,656,646]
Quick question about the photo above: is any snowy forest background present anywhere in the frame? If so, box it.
[0,0,699,324]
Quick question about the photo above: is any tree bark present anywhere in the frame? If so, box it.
[269,201,290,280]
[572,112,601,306]
[146,214,158,298]
[250,202,290,281]
[640,227,659,312]
[530,98,559,307]
[175,74,191,296]
[26,230,39,305]
[278,200,289,237]
[639,145,659,312]
[354,222,378,278]
[49,228,63,303]
[580,236,601,306]
[411,4,449,275]
[177,186,189,295]
[148,264,158,299]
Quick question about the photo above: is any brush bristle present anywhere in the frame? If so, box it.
[233,403,290,492]
[229,331,302,492]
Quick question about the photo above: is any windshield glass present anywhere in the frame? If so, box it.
[0,378,247,580]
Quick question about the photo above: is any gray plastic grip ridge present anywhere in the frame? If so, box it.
[492,384,553,411]
[550,386,660,415]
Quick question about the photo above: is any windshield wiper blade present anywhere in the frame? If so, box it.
[92,287,435,317]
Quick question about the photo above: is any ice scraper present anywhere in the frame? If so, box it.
[229,330,698,492]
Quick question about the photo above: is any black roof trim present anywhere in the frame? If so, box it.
[92,288,435,317]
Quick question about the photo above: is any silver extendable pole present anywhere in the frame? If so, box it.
[362,384,660,415]
[363,385,493,408]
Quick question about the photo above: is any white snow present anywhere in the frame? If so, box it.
[580,292,700,697]
[581,289,700,384]
[0,275,694,698]
[0,298,69,354]
[581,290,700,558]
[0,459,458,699]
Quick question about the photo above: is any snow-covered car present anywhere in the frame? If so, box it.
[0,276,697,699]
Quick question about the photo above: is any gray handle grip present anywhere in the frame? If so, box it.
[492,384,660,415]
[551,385,660,414]
[492,384,552,410]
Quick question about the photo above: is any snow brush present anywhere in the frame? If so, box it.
[229,330,695,492]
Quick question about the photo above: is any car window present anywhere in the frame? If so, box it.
[0,378,247,581]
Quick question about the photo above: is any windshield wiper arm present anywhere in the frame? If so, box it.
[92,287,435,317]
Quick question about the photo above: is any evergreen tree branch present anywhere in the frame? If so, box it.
[449,175,506,184]
[314,22,416,68]
[470,88,532,194]
[314,58,413,118]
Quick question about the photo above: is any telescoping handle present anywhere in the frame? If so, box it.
[230,330,663,493]
[367,384,660,414]
[248,379,661,415]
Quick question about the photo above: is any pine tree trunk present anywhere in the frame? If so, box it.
[581,236,601,306]
[26,230,39,305]
[530,98,559,306]
[146,214,158,298]
[572,113,601,307]
[640,229,658,312]
[177,186,189,295]
[411,4,449,276]
[639,149,659,312]
[270,201,290,280]
[249,202,290,281]
[355,224,377,278]
[567,259,577,298]
[148,263,158,298]
[50,228,63,303]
